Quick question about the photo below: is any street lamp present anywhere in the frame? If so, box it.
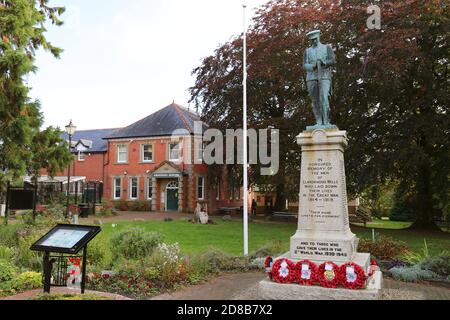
[65,120,76,219]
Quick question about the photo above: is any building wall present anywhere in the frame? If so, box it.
[40,152,106,182]
[104,136,208,212]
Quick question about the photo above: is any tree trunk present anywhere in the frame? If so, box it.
[274,182,286,212]
[410,163,441,231]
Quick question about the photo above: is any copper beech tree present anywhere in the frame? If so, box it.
[190,0,449,229]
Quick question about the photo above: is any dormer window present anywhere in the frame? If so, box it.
[78,151,86,162]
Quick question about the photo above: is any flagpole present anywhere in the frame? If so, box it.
[242,3,249,257]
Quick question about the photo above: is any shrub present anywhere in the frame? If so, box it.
[87,272,159,300]
[250,240,286,258]
[0,246,13,261]
[11,272,42,291]
[419,256,450,279]
[358,236,409,260]
[144,243,187,287]
[45,203,66,219]
[86,238,109,269]
[111,228,163,260]
[128,201,151,212]
[112,200,129,211]
[12,231,44,271]
[389,265,439,282]
[199,248,252,273]
[96,207,118,217]
[0,260,17,282]
[0,223,24,247]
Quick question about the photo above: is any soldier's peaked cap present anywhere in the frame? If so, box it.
[307,29,321,39]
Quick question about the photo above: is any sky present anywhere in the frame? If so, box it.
[28,0,270,131]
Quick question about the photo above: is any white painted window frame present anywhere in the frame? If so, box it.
[168,142,180,162]
[117,145,128,164]
[113,177,122,200]
[78,151,86,162]
[197,176,205,200]
[141,144,153,163]
[129,177,138,200]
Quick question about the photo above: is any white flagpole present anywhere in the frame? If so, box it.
[242,3,249,257]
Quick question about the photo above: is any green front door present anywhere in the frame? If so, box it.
[166,189,179,211]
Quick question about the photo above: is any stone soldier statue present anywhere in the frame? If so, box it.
[303,30,337,130]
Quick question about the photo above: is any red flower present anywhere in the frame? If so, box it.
[317,262,340,288]
[295,260,319,286]
[371,259,378,266]
[271,259,296,284]
[102,274,110,280]
[339,262,367,290]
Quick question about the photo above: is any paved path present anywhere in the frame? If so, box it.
[2,273,449,300]
[151,272,450,300]
[151,272,266,300]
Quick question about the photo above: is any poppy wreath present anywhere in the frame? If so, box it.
[295,260,319,286]
[271,258,297,284]
[318,261,340,288]
[339,262,367,290]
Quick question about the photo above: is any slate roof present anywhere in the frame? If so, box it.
[105,103,203,140]
[61,128,120,153]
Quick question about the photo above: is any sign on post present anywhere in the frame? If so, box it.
[31,224,101,294]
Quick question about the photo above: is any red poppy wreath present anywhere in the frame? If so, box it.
[295,260,318,286]
[318,261,340,288]
[339,262,367,290]
[271,258,296,284]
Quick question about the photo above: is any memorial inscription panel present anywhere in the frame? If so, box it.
[290,130,357,262]
[298,152,349,232]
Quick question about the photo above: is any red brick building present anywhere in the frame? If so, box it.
[52,103,357,214]
[60,103,209,213]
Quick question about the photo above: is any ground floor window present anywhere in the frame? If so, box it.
[113,178,121,200]
[197,176,204,200]
[147,178,152,200]
[129,177,138,200]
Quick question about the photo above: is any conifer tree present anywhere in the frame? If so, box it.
[0,0,70,192]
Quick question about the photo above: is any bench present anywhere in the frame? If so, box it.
[271,211,298,221]
[215,207,242,215]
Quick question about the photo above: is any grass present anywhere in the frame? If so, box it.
[95,218,450,257]
[98,219,295,256]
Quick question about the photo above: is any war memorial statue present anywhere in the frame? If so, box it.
[257,29,383,299]
[303,29,337,130]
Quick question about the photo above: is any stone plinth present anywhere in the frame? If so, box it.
[290,129,359,264]
[258,271,383,300]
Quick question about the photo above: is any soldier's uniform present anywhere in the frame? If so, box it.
[303,30,336,127]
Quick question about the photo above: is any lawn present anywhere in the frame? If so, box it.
[98,220,296,256]
[95,219,450,256]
